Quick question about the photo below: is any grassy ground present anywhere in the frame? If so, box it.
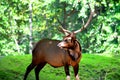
[0,54,120,80]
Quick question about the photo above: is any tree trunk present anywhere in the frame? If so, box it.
[29,2,33,54]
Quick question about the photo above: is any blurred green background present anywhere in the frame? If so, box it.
[0,0,120,80]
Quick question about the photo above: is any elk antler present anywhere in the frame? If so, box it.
[58,26,71,35]
[74,3,95,34]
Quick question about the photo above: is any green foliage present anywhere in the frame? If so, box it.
[0,0,120,55]
[0,54,120,80]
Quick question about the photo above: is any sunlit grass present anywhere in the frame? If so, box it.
[0,54,120,80]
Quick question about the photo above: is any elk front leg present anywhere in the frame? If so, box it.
[73,64,80,80]
[64,65,70,80]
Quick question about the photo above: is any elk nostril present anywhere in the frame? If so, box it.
[57,43,60,47]
[57,43,63,49]
[57,42,62,47]
[57,42,64,48]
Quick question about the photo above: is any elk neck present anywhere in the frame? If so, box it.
[67,40,81,61]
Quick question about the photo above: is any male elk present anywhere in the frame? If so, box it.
[23,5,95,80]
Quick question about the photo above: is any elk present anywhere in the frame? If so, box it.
[23,4,95,80]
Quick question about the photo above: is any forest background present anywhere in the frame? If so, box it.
[0,0,120,56]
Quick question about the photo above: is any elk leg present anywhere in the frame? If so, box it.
[23,63,36,80]
[35,63,46,80]
[64,65,70,80]
[73,64,80,80]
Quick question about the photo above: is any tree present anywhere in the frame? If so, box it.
[0,0,120,56]
[29,1,33,54]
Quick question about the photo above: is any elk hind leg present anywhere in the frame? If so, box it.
[35,63,46,80]
[24,63,36,80]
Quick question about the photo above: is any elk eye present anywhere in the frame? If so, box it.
[64,39,68,42]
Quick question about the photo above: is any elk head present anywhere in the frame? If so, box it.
[57,32,76,49]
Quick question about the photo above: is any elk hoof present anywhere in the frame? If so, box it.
[76,74,80,80]
[66,75,70,80]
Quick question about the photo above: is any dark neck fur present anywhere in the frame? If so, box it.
[68,40,81,61]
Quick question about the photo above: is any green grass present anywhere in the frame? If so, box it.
[0,54,120,80]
